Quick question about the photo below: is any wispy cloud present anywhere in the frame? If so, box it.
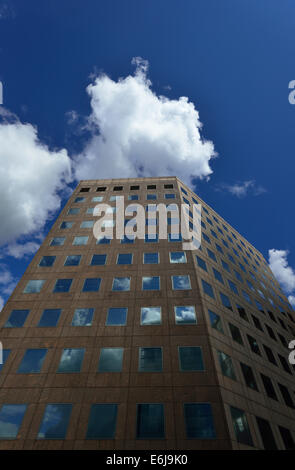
[217,180,266,198]
[268,249,295,307]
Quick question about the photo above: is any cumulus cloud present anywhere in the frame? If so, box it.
[5,241,41,259]
[0,115,72,246]
[74,57,216,186]
[268,249,295,308]
[218,180,266,198]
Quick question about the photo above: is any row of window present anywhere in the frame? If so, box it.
[4,305,197,328]
[50,233,184,245]
[73,193,177,206]
[80,183,175,193]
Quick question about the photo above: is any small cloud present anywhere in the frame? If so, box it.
[163,85,172,91]
[5,241,40,259]
[0,2,15,20]
[268,249,295,293]
[217,180,267,198]
[288,295,295,308]
[65,110,79,125]
[0,264,18,297]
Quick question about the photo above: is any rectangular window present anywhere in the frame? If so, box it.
[229,323,244,345]
[228,280,239,295]
[220,292,232,310]
[263,345,277,366]
[207,249,217,262]
[142,276,160,291]
[168,233,182,242]
[184,403,216,439]
[278,354,292,374]
[247,335,261,355]
[57,348,85,373]
[80,220,94,228]
[202,280,215,298]
[53,279,72,293]
[172,275,191,290]
[141,307,161,325]
[136,403,165,439]
[90,254,107,266]
[86,404,118,439]
[60,221,73,229]
[146,194,157,200]
[165,193,175,199]
[196,256,207,271]
[82,278,101,292]
[128,194,138,200]
[37,404,72,439]
[279,426,295,450]
[237,304,248,321]
[5,309,30,328]
[169,251,187,263]
[64,255,81,266]
[117,253,133,265]
[17,349,47,373]
[39,256,56,267]
[97,236,111,244]
[230,406,253,446]
[80,187,90,192]
[106,307,127,326]
[73,236,88,246]
[92,196,103,202]
[260,374,278,401]
[252,315,263,331]
[98,348,124,372]
[174,306,197,325]
[179,346,204,371]
[74,197,85,203]
[68,208,80,215]
[23,279,45,294]
[112,277,130,291]
[139,347,162,372]
[242,290,252,304]
[164,184,173,189]
[145,234,158,243]
[240,363,258,391]
[256,416,277,450]
[96,186,106,191]
[0,404,27,439]
[278,383,294,408]
[38,309,61,327]
[143,252,159,264]
[208,310,223,333]
[213,268,223,284]
[217,351,236,380]
[0,350,10,372]
[72,308,94,326]
[130,185,140,190]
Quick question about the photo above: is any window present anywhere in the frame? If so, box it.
[141,307,161,325]
[240,363,258,391]
[260,374,278,401]
[234,271,243,282]
[72,308,94,326]
[17,349,47,373]
[147,185,156,190]
[136,404,165,439]
[64,255,81,266]
[179,346,204,371]
[128,194,138,200]
[5,309,30,328]
[106,307,127,326]
[39,256,56,267]
[217,351,236,380]
[256,416,277,450]
[265,324,276,341]
[181,187,188,195]
[146,194,157,200]
[97,236,111,244]
[202,280,215,298]
[139,347,162,372]
[80,220,94,228]
[220,292,232,310]
[117,253,133,265]
[74,197,85,203]
[98,348,123,372]
[90,254,107,266]
[229,323,244,345]
[278,383,294,408]
[174,306,197,325]
[143,252,159,264]
[184,403,216,439]
[145,234,158,243]
[207,249,217,262]
[38,309,61,327]
[213,268,223,284]
[73,236,88,246]
[168,233,182,242]
[60,221,73,229]
[242,290,252,304]
[172,275,191,290]
[96,186,106,191]
[252,315,263,331]
[37,404,72,439]
[237,304,248,322]
[221,260,230,273]
[68,208,80,215]
[196,256,207,271]
[53,278,72,293]
[112,277,130,291]
[92,196,103,202]
[130,185,140,190]
[278,426,295,450]
[208,310,223,333]
[80,187,90,192]
[230,406,253,446]
[164,184,173,189]
[278,354,292,374]
[263,345,277,366]
[121,235,134,244]
[23,279,45,294]
[247,335,261,355]
[165,193,175,199]
[82,278,101,292]
[0,404,27,439]
[86,404,118,439]
[0,350,10,372]
[228,280,239,295]
[113,186,123,191]
[57,348,85,373]
[203,233,211,244]
[169,251,187,263]
[142,276,160,291]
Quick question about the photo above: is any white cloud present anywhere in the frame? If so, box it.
[5,242,40,259]
[0,296,4,311]
[74,57,216,186]
[268,249,295,302]
[219,180,266,198]
[0,116,72,246]
[0,264,17,299]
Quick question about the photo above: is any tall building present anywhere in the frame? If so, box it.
[0,176,295,450]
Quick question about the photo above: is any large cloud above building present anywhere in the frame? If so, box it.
[268,249,295,307]
[74,57,216,185]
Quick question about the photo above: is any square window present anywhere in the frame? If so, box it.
[136,404,165,439]
[172,275,191,290]
[141,307,162,325]
[175,306,197,324]
[179,346,204,371]
[142,276,160,291]
[0,404,27,439]
[143,252,159,264]
[86,404,118,439]
[37,404,72,439]
[64,255,81,266]
[80,220,94,228]
[91,254,107,266]
[184,403,216,439]
[38,309,61,327]
[72,308,94,326]
[117,253,133,265]
[98,348,124,372]
[202,280,215,298]
[208,310,223,333]
[169,252,187,263]
[5,309,30,328]
[17,349,47,373]
[139,347,162,372]
[23,280,45,294]
[82,278,101,292]
[39,256,56,267]
[60,221,73,229]
[57,348,85,373]
[217,351,236,380]
[112,277,130,291]
[73,236,88,246]
[230,406,253,446]
[106,307,128,325]
[53,279,72,293]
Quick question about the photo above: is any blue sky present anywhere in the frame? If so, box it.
[0,0,295,309]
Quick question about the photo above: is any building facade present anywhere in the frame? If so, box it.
[0,176,294,450]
